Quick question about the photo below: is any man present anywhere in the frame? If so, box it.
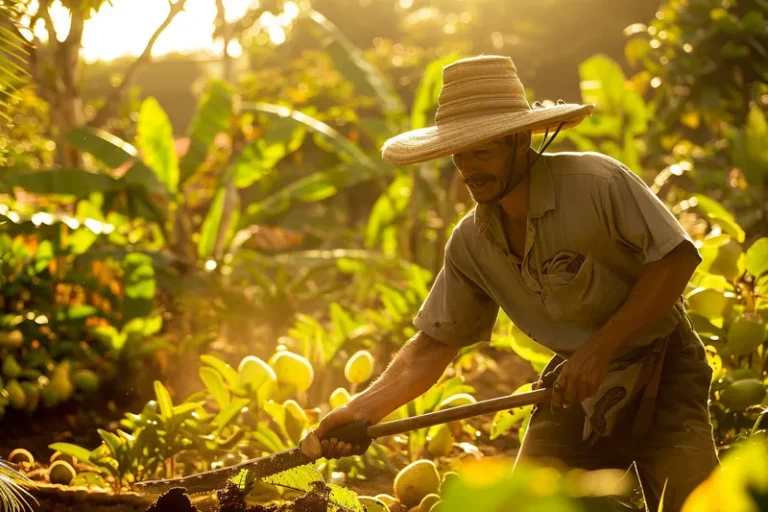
[306,55,719,511]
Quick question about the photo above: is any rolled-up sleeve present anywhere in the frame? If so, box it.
[413,237,499,347]
[599,165,701,265]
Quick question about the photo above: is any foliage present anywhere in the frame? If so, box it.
[0,458,36,512]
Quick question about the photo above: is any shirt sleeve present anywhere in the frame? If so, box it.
[413,235,499,347]
[599,164,701,265]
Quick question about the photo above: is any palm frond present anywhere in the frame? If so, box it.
[0,4,32,123]
[0,459,38,512]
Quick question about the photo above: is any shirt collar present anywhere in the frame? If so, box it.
[473,153,556,233]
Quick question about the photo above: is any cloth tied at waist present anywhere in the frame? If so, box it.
[535,311,694,444]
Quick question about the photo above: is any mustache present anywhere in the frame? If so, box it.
[463,174,497,185]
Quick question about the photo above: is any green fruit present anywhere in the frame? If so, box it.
[0,330,24,349]
[2,355,21,379]
[330,387,351,409]
[719,379,765,411]
[686,288,733,319]
[72,369,100,392]
[48,460,76,485]
[427,424,453,457]
[358,496,391,512]
[419,494,440,512]
[6,380,25,409]
[8,448,34,465]
[345,350,375,384]
[269,352,314,392]
[394,460,441,508]
[726,314,766,356]
[238,356,277,401]
[20,381,39,413]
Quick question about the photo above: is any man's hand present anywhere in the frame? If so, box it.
[552,339,612,408]
[309,403,370,459]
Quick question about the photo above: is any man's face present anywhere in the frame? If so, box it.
[452,134,527,204]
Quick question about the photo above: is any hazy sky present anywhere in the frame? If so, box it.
[31,0,268,62]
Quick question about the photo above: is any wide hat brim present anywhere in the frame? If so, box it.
[381,102,595,166]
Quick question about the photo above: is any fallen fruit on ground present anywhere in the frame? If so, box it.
[345,350,374,384]
[394,459,441,508]
[418,493,440,512]
[8,448,34,465]
[72,369,100,392]
[359,496,391,511]
[269,351,314,392]
[48,460,76,485]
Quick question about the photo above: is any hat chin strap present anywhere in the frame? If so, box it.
[492,122,565,203]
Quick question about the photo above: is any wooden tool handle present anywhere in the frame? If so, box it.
[367,388,553,439]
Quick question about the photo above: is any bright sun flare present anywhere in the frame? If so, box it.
[26,0,267,63]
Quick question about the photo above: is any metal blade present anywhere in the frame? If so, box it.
[134,447,311,495]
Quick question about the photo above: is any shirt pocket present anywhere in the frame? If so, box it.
[542,252,632,328]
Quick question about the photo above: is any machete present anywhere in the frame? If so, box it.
[134,388,552,495]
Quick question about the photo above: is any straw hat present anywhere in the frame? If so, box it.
[381,55,595,165]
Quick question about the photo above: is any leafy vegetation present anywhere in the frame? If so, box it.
[0,0,767,511]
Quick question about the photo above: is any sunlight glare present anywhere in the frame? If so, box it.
[36,0,258,63]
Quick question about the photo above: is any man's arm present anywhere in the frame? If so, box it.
[316,331,459,433]
[553,240,701,407]
[311,331,459,456]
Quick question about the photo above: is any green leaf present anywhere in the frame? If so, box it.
[492,324,553,368]
[303,9,404,116]
[211,398,249,430]
[0,167,120,197]
[364,173,411,250]
[746,238,768,278]
[137,97,179,194]
[179,80,234,186]
[261,466,324,492]
[197,187,226,260]
[327,483,364,511]
[200,355,240,387]
[48,443,91,463]
[241,103,381,173]
[65,127,167,196]
[121,252,155,322]
[200,367,230,408]
[153,381,174,420]
[411,54,459,130]
[692,194,746,243]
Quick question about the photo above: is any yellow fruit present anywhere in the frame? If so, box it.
[359,496,391,512]
[0,330,24,349]
[686,287,733,319]
[418,494,440,512]
[726,314,766,356]
[238,356,277,401]
[393,459,441,508]
[437,393,476,410]
[268,352,314,392]
[72,370,100,392]
[8,448,34,465]
[330,387,351,409]
[48,460,76,485]
[6,380,25,409]
[345,350,374,384]
[427,424,453,457]
[720,379,765,411]
[375,494,399,508]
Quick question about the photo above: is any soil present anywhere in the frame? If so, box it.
[146,482,332,512]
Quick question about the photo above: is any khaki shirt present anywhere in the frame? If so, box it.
[414,151,700,440]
